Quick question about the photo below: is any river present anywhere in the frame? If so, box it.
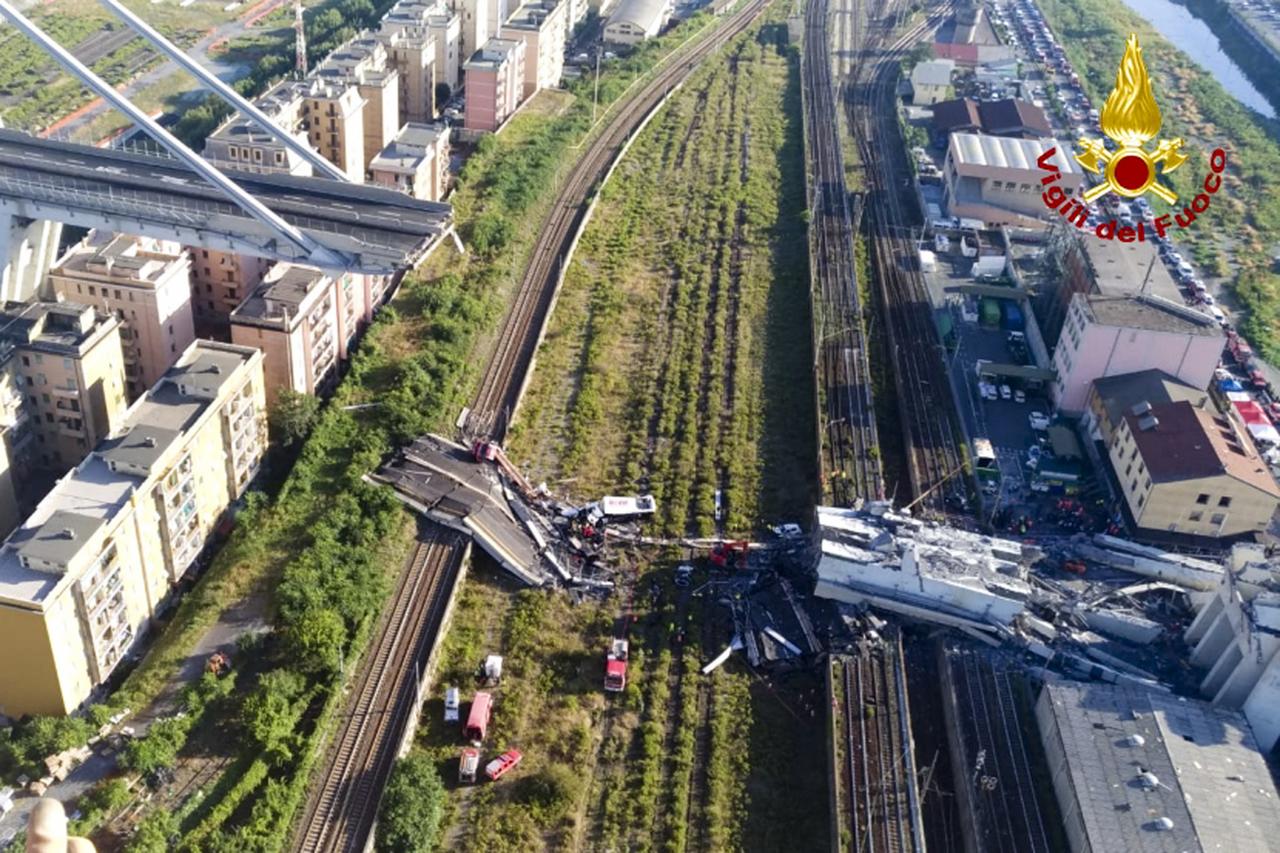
[1114,0,1277,118]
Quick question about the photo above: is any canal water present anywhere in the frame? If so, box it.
[1114,0,1277,118]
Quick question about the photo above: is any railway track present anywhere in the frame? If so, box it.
[468,0,775,441]
[291,528,463,853]
[803,0,884,505]
[950,647,1052,853]
[835,640,921,853]
[851,3,967,516]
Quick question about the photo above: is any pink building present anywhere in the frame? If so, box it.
[463,38,526,133]
[1051,292,1224,414]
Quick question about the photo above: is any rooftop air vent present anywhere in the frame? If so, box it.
[1138,415,1159,431]
[1131,401,1153,417]
[1152,816,1174,832]
[1137,771,1159,790]
[62,528,75,540]
[1125,734,1146,747]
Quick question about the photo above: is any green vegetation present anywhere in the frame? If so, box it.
[376,754,447,852]
[508,20,816,537]
[1039,0,1280,361]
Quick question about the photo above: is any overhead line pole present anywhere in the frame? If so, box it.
[97,0,350,183]
[0,0,344,266]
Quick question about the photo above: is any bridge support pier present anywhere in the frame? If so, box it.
[0,213,60,303]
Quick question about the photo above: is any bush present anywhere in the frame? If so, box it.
[120,716,190,776]
[375,754,446,853]
[126,810,178,853]
[269,389,322,448]
[517,765,580,826]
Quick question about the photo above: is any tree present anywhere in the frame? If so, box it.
[240,669,308,765]
[269,389,321,448]
[120,717,189,775]
[376,754,445,853]
[15,715,94,763]
[282,607,346,674]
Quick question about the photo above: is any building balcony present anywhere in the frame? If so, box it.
[50,384,80,399]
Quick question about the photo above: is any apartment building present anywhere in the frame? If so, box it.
[0,302,128,477]
[458,0,494,66]
[464,38,527,132]
[187,248,272,336]
[1051,292,1223,414]
[228,264,368,406]
[499,0,567,99]
[201,84,314,177]
[381,0,462,94]
[0,341,266,717]
[370,122,452,200]
[0,363,28,536]
[47,232,196,400]
[1108,399,1279,539]
[1084,369,1209,445]
[314,37,402,174]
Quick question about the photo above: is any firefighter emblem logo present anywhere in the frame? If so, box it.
[1075,34,1187,204]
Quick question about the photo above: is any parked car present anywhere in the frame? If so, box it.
[999,384,1012,400]
[1014,389,1026,403]
[1029,411,1050,431]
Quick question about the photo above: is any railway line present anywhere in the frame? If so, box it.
[832,638,922,853]
[851,3,967,516]
[291,528,463,853]
[803,0,884,505]
[947,646,1053,853]
[468,0,775,440]
[292,5,776,851]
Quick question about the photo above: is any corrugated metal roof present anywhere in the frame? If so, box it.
[606,0,669,30]
[949,131,1080,175]
[911,59,956,87]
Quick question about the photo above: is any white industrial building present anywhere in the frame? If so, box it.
[815,506,1036,630]
[941,132,1081,228]
[1184,544,1280,751]
[603,0,671,44]
[1035,679,1280,853]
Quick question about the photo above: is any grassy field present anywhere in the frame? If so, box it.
[1038,0,1280,362]
[507,12,816,539]
[410,560,830,853]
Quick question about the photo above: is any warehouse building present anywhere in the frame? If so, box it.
[942,132,1081,227]
[603,0,671,44]
[0,341,266,716]
[1035,679,1280,853]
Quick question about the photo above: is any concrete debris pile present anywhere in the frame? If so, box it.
[812,504,1249,694]
[374,434,660,588]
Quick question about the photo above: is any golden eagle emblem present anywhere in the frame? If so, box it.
[1076,34,1186,204]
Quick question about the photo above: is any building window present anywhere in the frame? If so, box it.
[1189,511,1203,522]
[1218,496,1232,508]
[114,289,122,300]
[1210,513,1225,525]
[1137,495,1145,508]
[1143,477,1151,491]
[88,286,95,296]
[1130,479,1138,493]
[1125,464,1132,477]
[225,271,235,283]
[202,250,209,258]
[1196,493,1209,504]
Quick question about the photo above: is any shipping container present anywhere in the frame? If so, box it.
[981,298,1001,327]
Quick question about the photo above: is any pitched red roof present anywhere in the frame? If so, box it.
[933,42,980,63]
